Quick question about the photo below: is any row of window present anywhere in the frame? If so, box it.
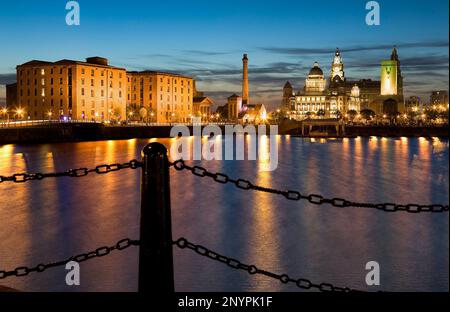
[296,96,327,102]
[20,68,124,78]
[128,77,191,86]
[81,88,122,98]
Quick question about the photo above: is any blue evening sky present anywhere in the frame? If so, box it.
[0,0,448,108]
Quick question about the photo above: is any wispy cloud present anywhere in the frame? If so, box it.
[0,73,16,84]
[260,40,449,56]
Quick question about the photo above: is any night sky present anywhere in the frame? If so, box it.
[0,0,448,109]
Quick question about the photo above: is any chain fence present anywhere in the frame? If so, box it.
[0,238,139,279]
[171,159,449,213]
[0,236,359,292]
[0,160,142,183]
[173,237,361,292]
[0,154,448,292]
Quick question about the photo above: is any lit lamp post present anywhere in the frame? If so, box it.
[128,111,134,123]
[16,108,24,120]
[1,108,8,123]
[47,111,52,121]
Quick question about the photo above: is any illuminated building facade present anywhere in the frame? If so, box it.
[126,71,193,123]
[15,57,127,121]
[430,90,449,108]
[284,48,405,120]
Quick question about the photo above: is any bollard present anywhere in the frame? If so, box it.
[139,142,174,292]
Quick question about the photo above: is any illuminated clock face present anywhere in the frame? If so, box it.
[385,67,391,75]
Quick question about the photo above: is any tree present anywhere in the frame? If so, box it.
[347,110,357,121]
[360,109,375,121]
[425,109,439,121]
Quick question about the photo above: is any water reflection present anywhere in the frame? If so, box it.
[0,137,448,292]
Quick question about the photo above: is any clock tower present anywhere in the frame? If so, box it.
[330,48,345,82]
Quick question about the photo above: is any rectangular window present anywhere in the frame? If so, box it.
[60,88,63,95]
[91,90,94,97]
[82,68,85,75]
[81,88,85,96]
[91,79,94,87]
[41,88,45,96]
[41,78,45,86]
[91,70,94,76]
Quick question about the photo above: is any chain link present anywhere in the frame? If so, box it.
[170,159,449,213]
[0,160,142,184]
[0,238,140,280]
[173,237,360,292]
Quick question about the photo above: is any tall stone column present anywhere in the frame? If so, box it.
[242,54,249,105]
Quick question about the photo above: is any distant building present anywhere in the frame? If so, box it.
[430,90,448,108]
[239,103,267,124]
[281,81,293,111]
[127,71,193,123]
[405,96,421,112]
[6,83,17,109]
[378,47,404,114]
[284,47,404,120]
[193,95,214,119]
[215,104,228,120]
[14,57,127,121]
[227,94,242,120]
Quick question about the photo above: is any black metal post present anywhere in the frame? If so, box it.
[139,142,174,292]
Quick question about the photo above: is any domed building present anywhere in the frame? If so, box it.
[305,62,326,93]
[282,48,404,120]
[289,61,330,119]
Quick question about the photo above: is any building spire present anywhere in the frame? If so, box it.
[391,46,398,61]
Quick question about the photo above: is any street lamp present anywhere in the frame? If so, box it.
[16,108,24,120]
[47,111,52,121]
[1,108,9,123]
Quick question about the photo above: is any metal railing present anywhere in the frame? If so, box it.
[0,142,448,292]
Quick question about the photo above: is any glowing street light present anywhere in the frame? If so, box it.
[15,107,24,119]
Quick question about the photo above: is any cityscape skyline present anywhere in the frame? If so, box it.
[0,0,448,109]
